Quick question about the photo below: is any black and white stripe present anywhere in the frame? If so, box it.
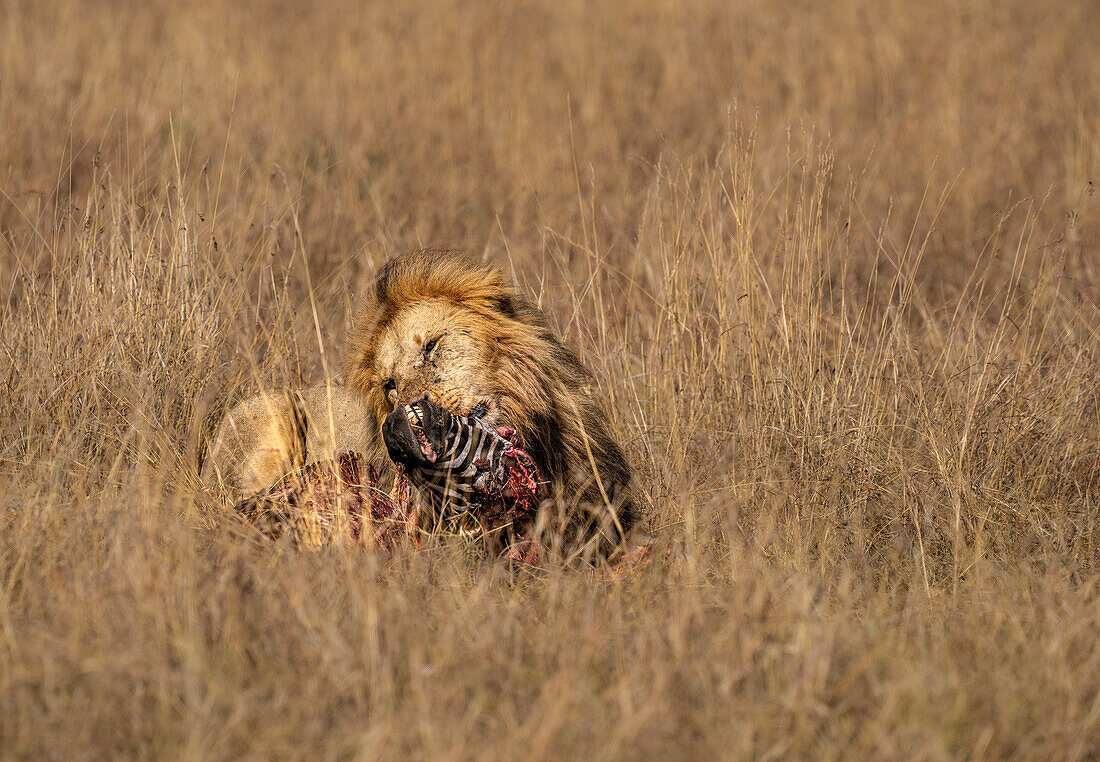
[404,410,510,516]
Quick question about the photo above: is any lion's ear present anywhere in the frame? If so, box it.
[494,294,518,318]
[374,258,398,301]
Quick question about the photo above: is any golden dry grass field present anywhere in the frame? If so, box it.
[2,0,1100,758]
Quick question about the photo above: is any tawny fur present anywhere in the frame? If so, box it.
[346,249,634,557]
[200,386,371,496]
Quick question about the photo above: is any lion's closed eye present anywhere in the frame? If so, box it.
[423,336,440,355]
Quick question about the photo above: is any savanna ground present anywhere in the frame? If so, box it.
[2,0,1099,758]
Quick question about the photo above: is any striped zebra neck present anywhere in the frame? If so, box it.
[405,413,510,517]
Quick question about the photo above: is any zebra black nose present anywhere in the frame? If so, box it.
[382,406,422,465]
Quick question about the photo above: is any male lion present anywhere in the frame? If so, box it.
[203,249,635,559]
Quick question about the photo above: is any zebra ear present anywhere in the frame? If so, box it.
[469,401,489,419]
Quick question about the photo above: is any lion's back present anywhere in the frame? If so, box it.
[200,385,373,496]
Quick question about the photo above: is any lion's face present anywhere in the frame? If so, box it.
[363,298,499,428]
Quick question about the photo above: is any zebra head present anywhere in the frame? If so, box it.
[382,395,453,466]
[382,396,518,518]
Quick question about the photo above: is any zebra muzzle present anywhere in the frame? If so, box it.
[382,397,452,466]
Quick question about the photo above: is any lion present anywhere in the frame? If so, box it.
[202,248,635,560]
[199,384,372,495]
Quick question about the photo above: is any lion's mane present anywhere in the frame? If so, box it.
[346,249,634,555]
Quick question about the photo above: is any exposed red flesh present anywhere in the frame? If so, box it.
[410,423,437,463]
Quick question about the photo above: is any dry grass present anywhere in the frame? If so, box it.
[2,0,1100,758]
